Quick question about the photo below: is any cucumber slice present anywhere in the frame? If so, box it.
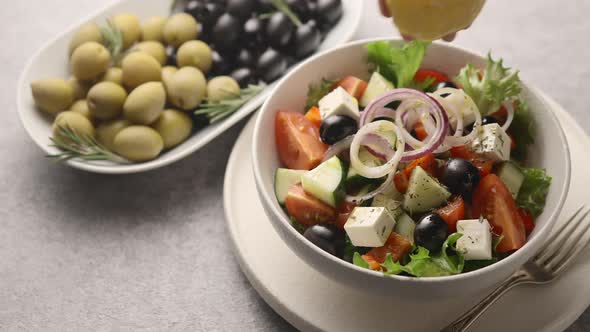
[301,156,346,208]
[496,161,525,198]
[395,213,416,244]
[359,72,395,107]
[274,168,307,205]
[372,190,403,218]
[346,147,383,189]
[403,166,451,214]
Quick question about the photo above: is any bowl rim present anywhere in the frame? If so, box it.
[16,0,364,175]
[252,37,572,283]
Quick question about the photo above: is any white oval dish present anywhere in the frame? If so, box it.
[17,0,363,174]
[252,38,571,298]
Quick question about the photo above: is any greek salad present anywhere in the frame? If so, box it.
[273,41,552,277]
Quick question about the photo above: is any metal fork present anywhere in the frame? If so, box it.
[442,205,590,332]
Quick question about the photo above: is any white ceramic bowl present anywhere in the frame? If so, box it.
[16,0,363,174]
[252,38,571,298]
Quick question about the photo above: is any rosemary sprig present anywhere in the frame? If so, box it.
[269,0,303,27]
[100,19,123,59]
[194,84,265,123]
[47,125,128,163]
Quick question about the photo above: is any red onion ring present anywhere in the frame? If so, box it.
[361,89,449,162]
[322,135,354,162]
[345,171,394,203]
[501,101,515,132]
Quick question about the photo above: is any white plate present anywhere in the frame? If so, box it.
[17,0,363,174]
[223,93,590,332]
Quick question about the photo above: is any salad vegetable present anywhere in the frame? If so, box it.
[272,41,552,277]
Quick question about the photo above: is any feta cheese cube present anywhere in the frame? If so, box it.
[318,86,360,121]
[471,123,511,161]
[344,207,396,247]
[456,219,493,261]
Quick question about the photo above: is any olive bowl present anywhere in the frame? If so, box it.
[17,0,363,174]
[252,38,571,298]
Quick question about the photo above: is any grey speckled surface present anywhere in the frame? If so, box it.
[0,0,588,331]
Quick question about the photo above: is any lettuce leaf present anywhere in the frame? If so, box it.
[305,78,337,110]
[455,53,522,115]
[516,167,552,217]
[509,100,535,160]
[366,40,430,88]
[355,233,465,277]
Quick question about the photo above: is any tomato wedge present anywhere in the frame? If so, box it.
[412,121,429,141]
[304,106,322,127]
[518,208,535,234]
[450,146,494,177]
[285,184,337,227]
[394,154,437,193]
[414,69,450,86]
[334,75,368,100]
[362,232,412,270]
[436,196,465,233]
[472,174,526,253]
[275,110,328,170]
[335,202,356,229]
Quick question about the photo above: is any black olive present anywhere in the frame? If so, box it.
[243,17,265,48]
[434,81,458,90]
[256,48,287,82]
[165,45,177,66]
[230,67,257,87]
[211,50,233,76]
[212,13,242,52]
[465,115,499,134]
[286,0,311,20]
[256,0,274,11]
[414,213,449,253]
[439,158,481,198]
[303,224,346,257]
[206,2,226,21]
[184,1,208,22]
[265,12,295,49]
[236,48,257,68]
[191,112,210,129]
[316,0,343,25]
[227,0,256,20]
[320,115,358,145]
[292,21,321,58]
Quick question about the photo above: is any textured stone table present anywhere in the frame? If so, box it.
[1,0,588,331]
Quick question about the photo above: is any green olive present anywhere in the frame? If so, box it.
[31,78,74,114]
[121,51,162,90]
[161,66,178,84]
[152,109,193,149]
[111,14,141,49]
[52,111,95,142]
[96,118,131,151]
[177,40,212,73]
[165,67,206,110]
[87,82,128,120]
[141,16,167,42]
[113,126,163,162]
[70,99,91,119]
[68,77,91,100]
[162,13,199,47]
[101,67,123,85]
[206,76,240,101]
[123,82,166,124]
[131,41,167,66]
[68,23,104,55]
[71,41,111,81]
